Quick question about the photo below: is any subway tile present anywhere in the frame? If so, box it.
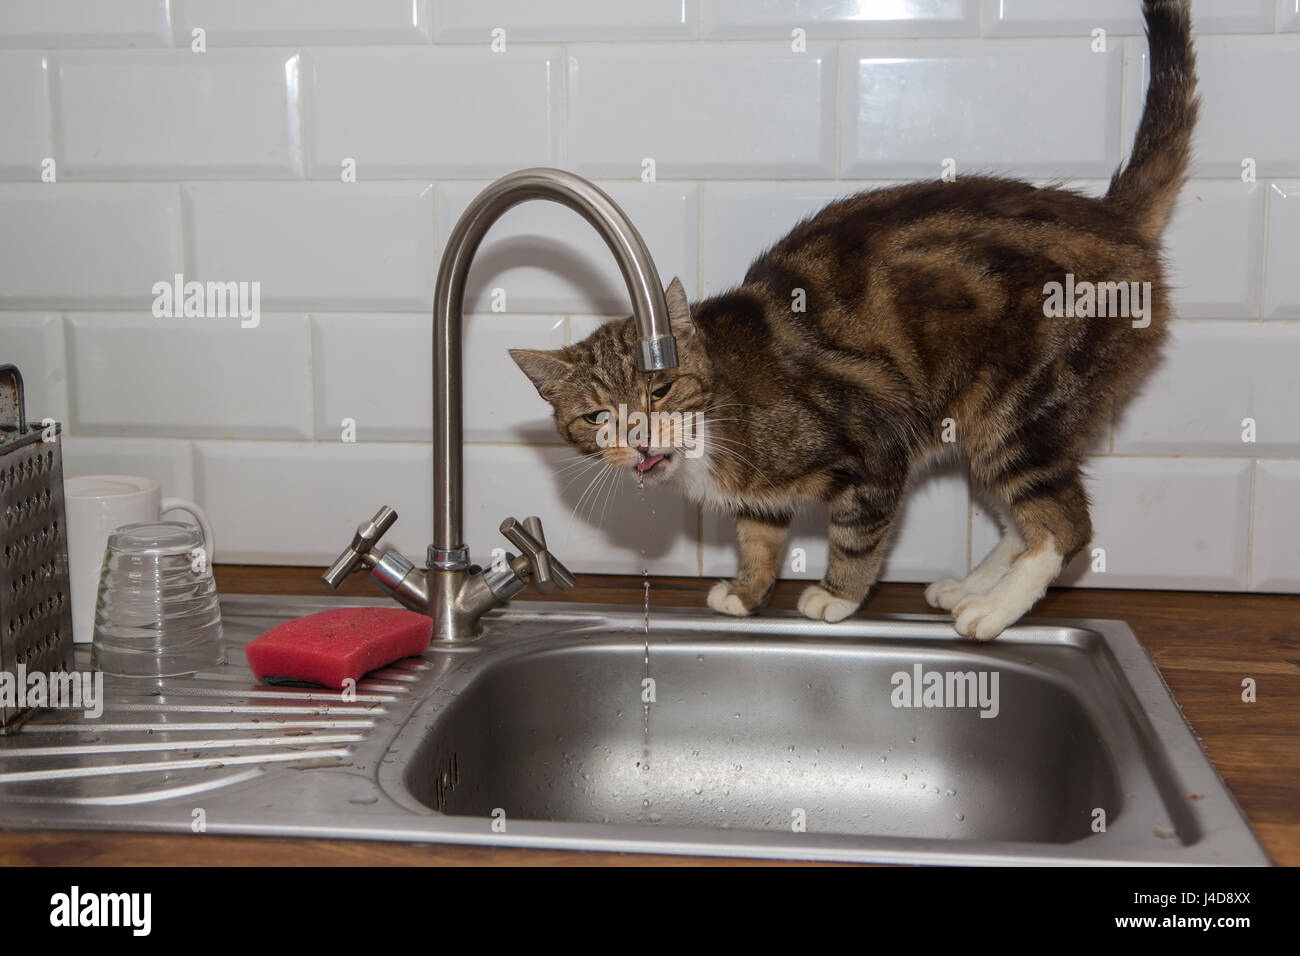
[1113,322,1300,457]
[304,47,560,179]
[1191,0,1277,33]
[701,464,969,584]
[0,312,66,425]
[1059,458,1252,590]
[705,0,977,37]
[66,313,312,439]
[194,440,433,564]
[310,312,567,444]
[1163,180,1265,318]
[841,40,1122,179]
[0,183,181,309]
[0,1,170,48]
[1283,0,1300,31]
[1126,37,1300,178]
[568,43,835,179]
[54,50,301,179]
[465,314,568,443]
[435,0,696,41]
[983,0,1274,36]
[183,182,435,311]
[981,0,1142,36]
[0,54,50,179]
[973,459,1253,590]
[311,314,432,443]
[1265,181,1300,318]
[465,444,699,576]
[60,437,195,504]
[174,0,431,45]
[436,181,697,314]
[700,181,856,295]
[1251,460,1300,592]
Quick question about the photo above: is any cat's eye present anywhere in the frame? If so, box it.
[651,382,673,400]
[583,410,612,425]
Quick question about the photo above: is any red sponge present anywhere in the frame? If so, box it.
[244,607,432,689]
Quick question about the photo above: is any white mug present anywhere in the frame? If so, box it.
[64,475,214,644]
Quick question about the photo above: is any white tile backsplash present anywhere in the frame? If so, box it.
[1128,36,1300,178]
[700,181,857,295]
[0,2,1291,592]
[0,53,49,179]
[437,181,698,314]
[66,313,313,439]
[0,312,66,423]
[1283,0,1300,32]
[0,1,170,49]
[568,43,836,179]
[1113,322,1300,457]
[195,440,433,564]
[60,436,196,504]
[309,312,568,444]
[54,51,303,179]
[1163,180,1265,318]
[1054,457,1254,590]
[841,40,1123,179]
[1251,460,1300,592]
[706,0,978,37]
[174,0,432,46]
[183,182,435,310]
[982,0,1143,37]
[436,0,696,41]
[1265,181,1300,318]
[0,183,181,309]
[304,47,561,179]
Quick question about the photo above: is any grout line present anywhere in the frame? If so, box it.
[1258,180,1274,321]
[1245,458,1257,588]
[833,39,843,179]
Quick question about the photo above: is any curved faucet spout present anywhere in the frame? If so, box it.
[432,168,680,563]
[323,170,669,641]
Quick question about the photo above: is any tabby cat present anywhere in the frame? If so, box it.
[512,0,1198,640]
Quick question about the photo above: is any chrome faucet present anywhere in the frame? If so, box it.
[322,168,681,642]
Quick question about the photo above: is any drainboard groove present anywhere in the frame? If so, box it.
[25,720,377,733]
[107,703,389,715]
[0,748,353,783]
[106,686,403,703]
[0,734,367,758]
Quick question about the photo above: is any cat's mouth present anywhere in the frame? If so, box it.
[635,452,672,477]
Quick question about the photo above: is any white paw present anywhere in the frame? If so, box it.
[707,581,751,617]
[797,585,858,623]
[951,593,1021,642]
[924,577,970,611]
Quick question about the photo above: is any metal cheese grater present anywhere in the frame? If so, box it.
[0,364,74,733]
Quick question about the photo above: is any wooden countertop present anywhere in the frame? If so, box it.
[3,566,1296,866]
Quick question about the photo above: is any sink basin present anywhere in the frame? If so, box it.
[0,595,1268,865]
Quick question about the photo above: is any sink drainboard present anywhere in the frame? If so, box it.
[0,594,1269,865]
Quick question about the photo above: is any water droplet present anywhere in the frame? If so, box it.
[955,813,965,821]
[901,773,908,781]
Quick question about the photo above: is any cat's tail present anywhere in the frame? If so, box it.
[1106,0,1199,239]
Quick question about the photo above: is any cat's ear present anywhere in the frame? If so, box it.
[509,348,570,400]
[665,277,695,338]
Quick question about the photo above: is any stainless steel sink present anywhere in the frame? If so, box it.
[0,594,1269,865]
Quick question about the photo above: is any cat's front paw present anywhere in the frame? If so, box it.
[924,577,970,611]
[797,584,859,623]
[707,580,762,617]
[952,594,1017,641]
